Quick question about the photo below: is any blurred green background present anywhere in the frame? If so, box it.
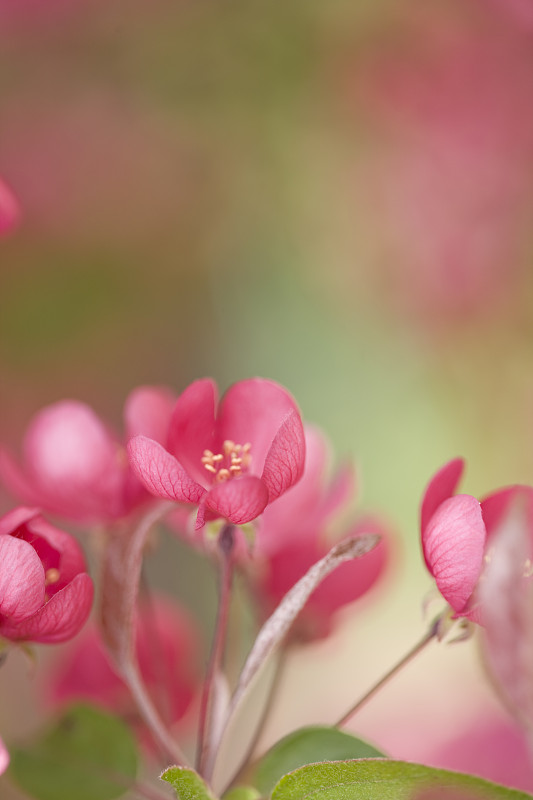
[1,0,533,795]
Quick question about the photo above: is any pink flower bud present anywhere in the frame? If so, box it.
[0,178,20,236]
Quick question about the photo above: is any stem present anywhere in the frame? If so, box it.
[336,620,439,728]
[196,524,235,779]
[122,661,189,766]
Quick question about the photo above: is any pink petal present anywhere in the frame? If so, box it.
[127,435,206,505]
[0,506,40,536]
[201,476,269,528]
[0,535,45,620]
[0,736,9,776]
[124,385,176,445]
[168,379,217,487]
[261,409,305,502]
[0,177,20,236]
[481,485,533,543]
[0,573,94,643]
[26,515,87,586]
[319,462,356,522]
[423,494,486,614]
[420,457,465,540]
[218,379,302,475]
[22,401,127,521]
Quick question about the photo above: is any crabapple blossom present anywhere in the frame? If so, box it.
[128,378,305,530]
[251,426,388,639]
[0,177,20,236]
[45,595,201,744]
[420,458,532,623]
[0,507,93,643]
[0,386,175,525]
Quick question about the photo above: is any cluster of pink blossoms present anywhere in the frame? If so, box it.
[0,377,391,771]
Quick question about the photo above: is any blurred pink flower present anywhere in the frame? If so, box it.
[0,386,175,525]
[0,507,93,643]
[0,736,8,776]
[356,3,533,323]
[45,595,201,742]
[428,714,533,793]
[250,426,388,640]
[0,177,20,237]
[128,378,305,531]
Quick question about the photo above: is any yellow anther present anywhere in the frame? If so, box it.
[45,568,60,586]
[204,464,217,474]
[223,440,235,456]
[216,468,231,482]
[230,465,241,474]
[212,454,223,462]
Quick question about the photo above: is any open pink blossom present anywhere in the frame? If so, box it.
[0,177,20,236]
[0,507,93,643]
[128,378,306,531]
[0,736,8,776]
[251,426,388,639]
[45,595,201,744]
[0,386,175,525]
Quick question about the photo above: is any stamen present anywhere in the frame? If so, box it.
[45,568,60,586]
[216,468,231,482]
[204,464,217,474]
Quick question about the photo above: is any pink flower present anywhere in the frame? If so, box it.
[128,378,306,530]
[251,426,388,639]
[0,507,93,643]
[45,595,201,743]
[0,736,9,776]
[0,177,20,236]
[420,458,528,622]
[0,386,175,525]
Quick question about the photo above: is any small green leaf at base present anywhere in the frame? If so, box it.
[271,760,533,800]
[161,766,218,800]
[252,726,386,795]
[9,703,138,800]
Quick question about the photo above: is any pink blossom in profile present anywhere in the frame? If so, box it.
[0,386,175,525]
[250,426,388,640]
[45,595,201,745]
[420,458,533,623]
[354,3,533,324]
[0,507,93,644]
[0,177,20,237]
[0,736,9,776]
[128,378,306,531]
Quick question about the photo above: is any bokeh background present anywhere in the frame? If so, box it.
[2,0,533,795]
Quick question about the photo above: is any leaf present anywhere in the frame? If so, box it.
[9,703,138,800]
[271,760,533,800]
[223,786,261,800]
[253,727,386,795]
[161,766,218,800]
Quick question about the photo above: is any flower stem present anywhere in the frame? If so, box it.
[335,619,439,728]
[196,524,236,779]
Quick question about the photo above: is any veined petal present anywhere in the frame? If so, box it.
[127,435,206,505]
[0,573,94,644]
[423,493,486,614]
[261,409,305,502]
[420,457,465,541]
[124,385,175,445]
[168,379,217,487]
[0,535,45,621]
[202,476,269,527]
[218,379,302,475]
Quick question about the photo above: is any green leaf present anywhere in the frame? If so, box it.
[253,727,386,795]
[223,786,261,800]
[9,703,138,800]
[271,759,533,800]
[161,766,218,800]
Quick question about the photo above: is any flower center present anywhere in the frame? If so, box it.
[201,440,251,483]
[45,568,60,586]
